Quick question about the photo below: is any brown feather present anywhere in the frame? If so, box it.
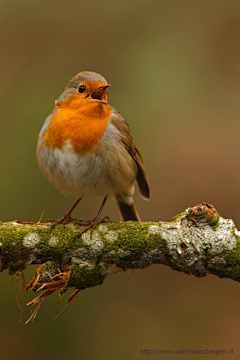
[111,109,150,199]
[117,200,140,221]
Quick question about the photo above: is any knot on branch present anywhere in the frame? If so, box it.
[181,202,219,228]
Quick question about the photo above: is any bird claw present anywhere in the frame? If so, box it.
[73,216,110,240]
[46,215,77,231]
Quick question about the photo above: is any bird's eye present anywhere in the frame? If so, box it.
[77,85,85,94]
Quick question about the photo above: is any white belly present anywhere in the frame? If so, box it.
[37,121,138,199]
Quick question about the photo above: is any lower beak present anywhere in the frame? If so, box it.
[91,84,111,104]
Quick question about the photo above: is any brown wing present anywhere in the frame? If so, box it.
[111,109,150,199]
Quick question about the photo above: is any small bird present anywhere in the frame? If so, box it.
[37,71,150,237]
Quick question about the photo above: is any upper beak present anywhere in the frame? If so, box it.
[91,84,111,104]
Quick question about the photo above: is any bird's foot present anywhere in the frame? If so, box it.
[46,213,77,231]
[46,197,83,231]
[74,216,110,240]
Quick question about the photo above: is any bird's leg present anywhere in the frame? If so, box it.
[74,196,109,239]
[47,197,82,230]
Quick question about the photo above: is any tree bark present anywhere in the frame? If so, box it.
[0,203,240,294]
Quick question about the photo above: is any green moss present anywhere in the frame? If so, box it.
[103,222,166,259]
[39,261,59,280]
[223,240,240,267]
[29,261,59,292]
[202,240,211,250]
[235,234,240,243]
[188,210,219,229]
[207,214,219,230]
[67,263,106,289]
[0,221,170,277]
[0,227,28,273]
[171,207,220,229]
[172,212,187,222]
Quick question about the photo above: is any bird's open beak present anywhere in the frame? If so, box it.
[91,84,111,104]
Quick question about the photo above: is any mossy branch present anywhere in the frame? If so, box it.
[1,203,240,296]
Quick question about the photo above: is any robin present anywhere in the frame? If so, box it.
[37,71,150,238]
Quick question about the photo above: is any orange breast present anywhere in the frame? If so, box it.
[43,94,113,154]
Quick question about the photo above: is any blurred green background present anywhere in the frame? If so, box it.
[1,0,240,359]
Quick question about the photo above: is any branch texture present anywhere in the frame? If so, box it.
[0,203,240,295]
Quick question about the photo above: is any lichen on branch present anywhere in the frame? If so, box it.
[0,203,240,321]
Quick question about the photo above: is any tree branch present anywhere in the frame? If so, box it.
[1,203,240,296]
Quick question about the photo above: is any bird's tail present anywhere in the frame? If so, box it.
[116,199,140,221]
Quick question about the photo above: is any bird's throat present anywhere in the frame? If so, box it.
[44,95,112,154]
